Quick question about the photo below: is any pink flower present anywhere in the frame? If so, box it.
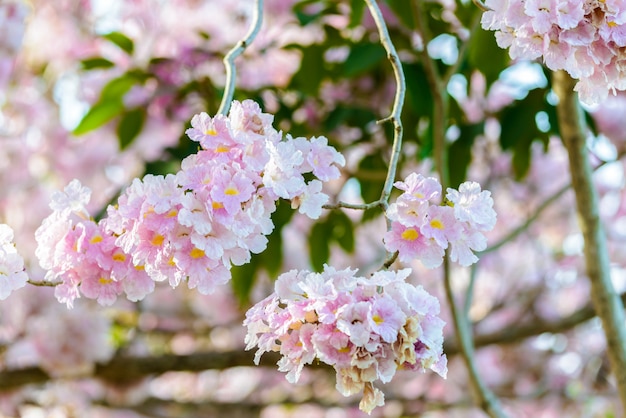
[244,266,447,414]
[393,173,441,202]
[481,0,626,103]
[368,295,407,343]
[449,224,488,267]
[209,165,256,215]
[79,267,124,306]
[0,224,28,300]
[420,204,461,249]
[446,181,497,231]
[306,136,345,181]
[383,222,445,269]
[291,179,328,219]
[185,112,235,152]
[336,301,373,347]
[49,179,91,217]
[386,198,428,227]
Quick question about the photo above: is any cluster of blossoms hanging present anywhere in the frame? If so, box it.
[244,266,447,414]
[34,100,345,307]
[384,174,497,268]
[0,224,28,300]
[481,0,626,104]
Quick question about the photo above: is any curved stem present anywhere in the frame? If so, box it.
[216,0,264,115]
[363,0,405,207]
[443,258,509,417]
[471,0,491,12]
[553,69,626,410]
[412,0,449,188]
[413,0,507,415]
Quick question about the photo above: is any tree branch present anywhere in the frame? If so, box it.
[4,289,625,392]
[363,0,405,208]
[553,69,626,410]
[216,0,264,115]
[413,0,507,415]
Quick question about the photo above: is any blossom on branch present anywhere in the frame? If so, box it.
[243,266,447,414]
[481,0,626,104]
[35,100,345,307]
[384,174,496,267]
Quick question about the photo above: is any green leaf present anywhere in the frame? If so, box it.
[349,0,365,28]
[309,220,330,272]
[403,63,433,116]
[330,211,355,253]
[103,31,134,55]
[101,75,137,100]
[261,200,294,276]
[290,45,326,96]
[81,57,115,70]
[499,89,550,179]
[467,27,509,85]
[230,260,258,307]
[356,154,386,203]
[73,100,124,135]
[343,43,386,77]
[448,123,482,188]
[386,0,415,29]
[117,108,146,150]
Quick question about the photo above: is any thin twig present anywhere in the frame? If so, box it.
[413,0,507,414]
[464,263,478,317]
[27,279,59,287]
[554,69,626,411]
[216,0,264,115]
[442,12,482,86]
[322,201,383,211]
[412,0,449,188]
[443,259,508,418]
[480,151,624,255]
[472,0,492,12]
[480,184,570,255]
[363,0,406,206]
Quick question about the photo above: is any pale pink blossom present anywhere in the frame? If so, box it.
[244,266,447,414]
[0,224,28,300]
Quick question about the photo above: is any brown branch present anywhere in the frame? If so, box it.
[0,350,282,391]
[554,69,626,410]
[3,288,624,392]
[445,291,626,355]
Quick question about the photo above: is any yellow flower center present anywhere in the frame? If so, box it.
[112,252,126,262]
[99,277,113,285]
[430,219,444,230]
[151,234,165,246]
[216,144,230,153]
[89,235,103,244]
[372,314,384,325]
[224,187,239,196]
[212,201,224,209]
[190,247,205,259]
[204,128,217,136]
[401,228,419,241]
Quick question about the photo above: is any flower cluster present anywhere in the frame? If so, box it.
[243,266,447,414]
[35,100,345,307]
[384,174,496,268]
[481,0,626,104]
[0,224,28,300]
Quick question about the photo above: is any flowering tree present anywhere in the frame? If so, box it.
[2,0,626,416]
